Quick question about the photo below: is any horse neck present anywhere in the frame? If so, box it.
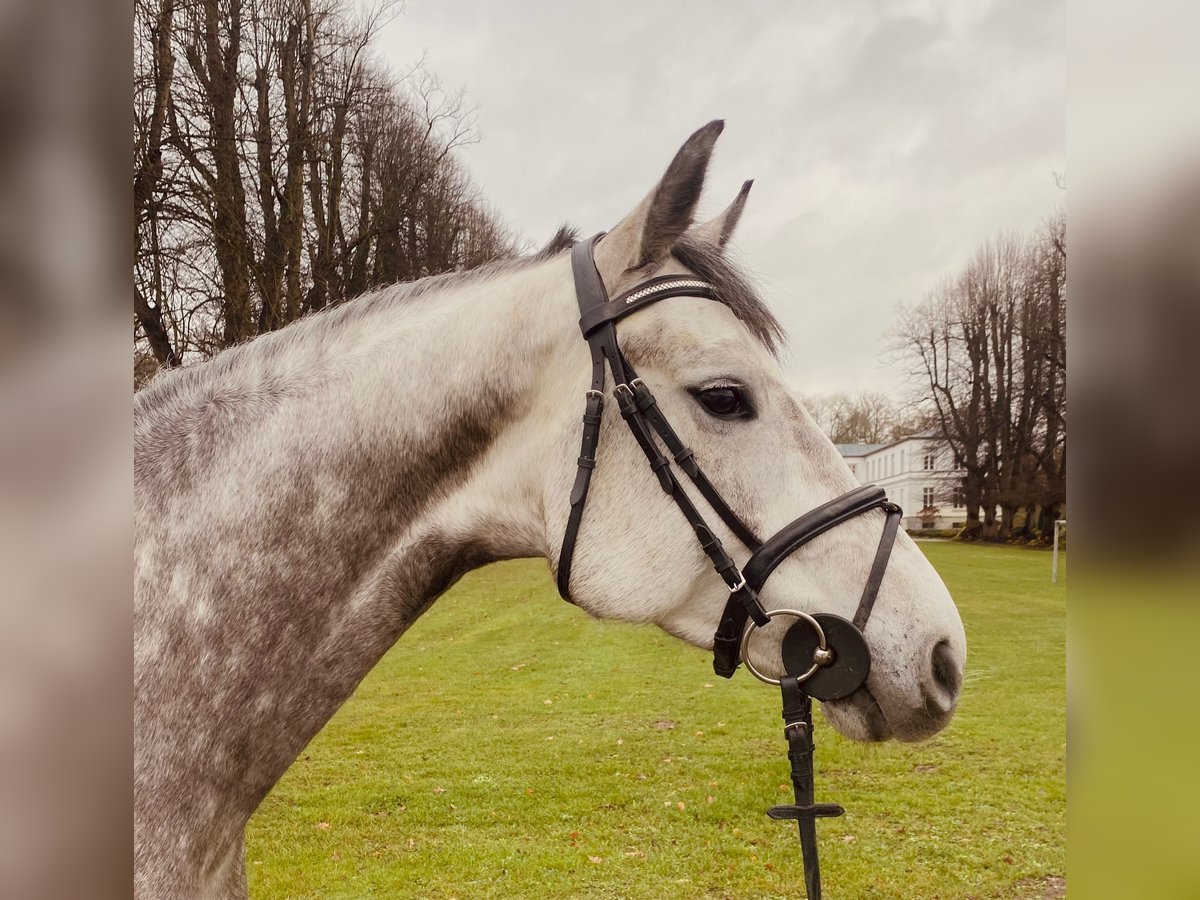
[138,256,578,571]
[135,257,580,837]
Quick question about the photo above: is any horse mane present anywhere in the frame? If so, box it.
[136,223,784,417]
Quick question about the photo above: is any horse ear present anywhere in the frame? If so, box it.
[688,179,753,250]
[594,120,724,287]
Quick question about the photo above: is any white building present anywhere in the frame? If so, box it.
[836,434,969,533]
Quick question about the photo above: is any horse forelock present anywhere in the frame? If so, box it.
[670,234,785,356]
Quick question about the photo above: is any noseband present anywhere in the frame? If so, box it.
[557,234,904,898]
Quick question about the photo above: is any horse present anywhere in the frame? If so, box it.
[134,121,965,899]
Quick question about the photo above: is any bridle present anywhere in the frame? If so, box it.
[556,234,905,898]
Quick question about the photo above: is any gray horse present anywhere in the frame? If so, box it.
[134,122,965,899]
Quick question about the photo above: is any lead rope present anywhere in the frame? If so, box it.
[769,676,845,899]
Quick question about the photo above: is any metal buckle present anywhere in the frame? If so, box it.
[613,382,634,402]
[585,389,604,401]
[740,609,830,686]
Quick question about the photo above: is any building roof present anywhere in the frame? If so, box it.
[836,432,942,459]
[834,443,887,458]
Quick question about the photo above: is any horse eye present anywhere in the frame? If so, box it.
[693,386,752,419]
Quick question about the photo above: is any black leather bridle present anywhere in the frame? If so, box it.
[555,234,906,898]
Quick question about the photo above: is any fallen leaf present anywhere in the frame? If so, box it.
[653,719,675,730]
[315,822,330,830]
[677,801,686,810]
[543,699,553,705]
[625,850,646,859]
[432,787,446,795]
[841,835,857,844]
[588,855,603,864]
[706,795,715,805]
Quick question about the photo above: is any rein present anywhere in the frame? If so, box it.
[556,234,905,898]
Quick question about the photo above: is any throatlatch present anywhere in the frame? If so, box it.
[556,233,905,898]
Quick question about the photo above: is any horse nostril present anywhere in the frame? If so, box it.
[930,638,962,702]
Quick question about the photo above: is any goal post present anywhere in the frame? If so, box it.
[1051,519,1067,583]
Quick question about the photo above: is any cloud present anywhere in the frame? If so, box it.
[373,0,1064,393]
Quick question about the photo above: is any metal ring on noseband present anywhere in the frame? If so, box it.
[740,609,830,686]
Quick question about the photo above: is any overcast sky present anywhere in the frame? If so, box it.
[372,0,1064,395]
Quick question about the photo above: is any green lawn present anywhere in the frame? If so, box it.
[247,543,1066,899]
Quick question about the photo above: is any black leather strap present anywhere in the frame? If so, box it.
[627,377,761,550]
[558,236,610,601]
[742,485,889,591]
[852,504,903,629]
[579,276,717,337]
[558,234,754,606]
[768,676,839,899]
[612,381,747,591]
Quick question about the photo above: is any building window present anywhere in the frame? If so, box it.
[923,487,935,508]
[952,486,964,507]
[922,453,935,471]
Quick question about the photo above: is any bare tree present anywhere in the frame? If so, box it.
[803,390,902,445]
[133,0,516,381]
[893,214,1067,543]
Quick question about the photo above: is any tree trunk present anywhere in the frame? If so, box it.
[197,0,254,347]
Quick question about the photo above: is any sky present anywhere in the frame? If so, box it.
[371,0,1064,395]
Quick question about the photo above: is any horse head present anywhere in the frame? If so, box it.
[545,121,965,743]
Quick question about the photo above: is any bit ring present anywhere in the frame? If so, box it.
[740,608,829,686]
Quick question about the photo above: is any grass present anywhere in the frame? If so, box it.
[246,543,1066,899]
